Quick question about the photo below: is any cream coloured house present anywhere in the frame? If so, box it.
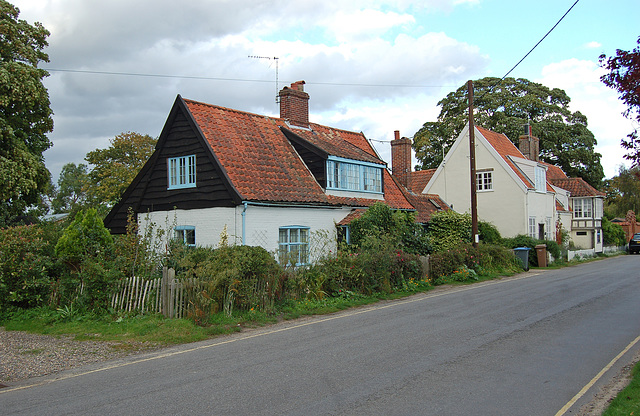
[421,125,557,240]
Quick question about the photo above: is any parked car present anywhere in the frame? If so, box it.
[629,233,640,254]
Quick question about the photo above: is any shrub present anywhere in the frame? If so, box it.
[349,202,431,255]
[0,225,57,309]
[501,235,561,267]
[602,217,626,246]
[429,243,518,284]
[299,234,424,298]
[427,210,471,252]
[54,208,119,310]
[478,221,502,244]
[175,245,284,322]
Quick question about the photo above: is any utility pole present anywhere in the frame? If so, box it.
[468,80,479,248]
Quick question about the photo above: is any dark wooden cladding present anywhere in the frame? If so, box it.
[104,102,240,234]
[281,128,328,189]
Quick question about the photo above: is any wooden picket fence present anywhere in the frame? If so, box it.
[110,267,281,319]
[110,267,190,318]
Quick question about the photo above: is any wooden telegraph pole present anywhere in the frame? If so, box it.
[468,80,479,248]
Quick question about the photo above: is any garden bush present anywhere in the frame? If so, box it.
[427,210,471,252]
[349,202,431,255]
[174,245,284,322]
[299,234,424,298]
[0,224,60,309]
[54,209,120,310]
[429,243,519,284]
[501,235,561,267]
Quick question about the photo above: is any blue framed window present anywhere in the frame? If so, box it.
[168,155,196,189]
[326,157,382,193]
[279,226,310,266]
[175,226,196,246]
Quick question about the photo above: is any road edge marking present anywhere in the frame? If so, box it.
[555,333,640,416]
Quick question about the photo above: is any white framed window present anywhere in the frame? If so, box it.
[534,166,546,193]
[545,217,553,240]
[574,198,593,218]
[528,217,536,239]
[476,171,493,191]
[175,226,196,246]
[279,226,310,266]
[326,157,382,193]
[168,155,196,189]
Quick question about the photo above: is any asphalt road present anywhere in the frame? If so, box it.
[2,255,639,415]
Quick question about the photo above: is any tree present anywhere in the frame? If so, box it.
[413,77,604,187]
[602,165,640,218]
[84,131,156,209]
[0,1,53,225]
[599,37,640,166]
[51,162,88,214]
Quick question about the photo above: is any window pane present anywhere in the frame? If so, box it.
[185,229,195,245]
[278,227,310,266]
[279,229,288,243]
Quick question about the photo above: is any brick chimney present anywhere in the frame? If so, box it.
[518,123,539,162]
[279,80,309,127]
[391,130,412,188]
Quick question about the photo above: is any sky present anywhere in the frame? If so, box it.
[11,0,640,182]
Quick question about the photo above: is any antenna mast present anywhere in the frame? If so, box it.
[248,55,280,103]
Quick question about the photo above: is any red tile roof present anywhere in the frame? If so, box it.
[183,98,413,209]
[548,177,605,197]
[540,162,567,180]
[477,126,534,189]
[294,124,383,165]
[407,169,436,194]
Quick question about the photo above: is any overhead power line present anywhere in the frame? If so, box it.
[479,0,580,98]
[44,67,454,89]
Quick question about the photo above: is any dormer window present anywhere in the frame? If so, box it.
[326,157,383,193]
[534,166,546,193]
[168,155,196,189]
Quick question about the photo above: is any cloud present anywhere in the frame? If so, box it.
[12,0,486,181]
[537,58,631,178]
[583,41,602,49]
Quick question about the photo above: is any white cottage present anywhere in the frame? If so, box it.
[104,82,446,264]
[422,125,557,240]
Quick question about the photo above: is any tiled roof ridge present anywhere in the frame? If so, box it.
[182,98,278,120]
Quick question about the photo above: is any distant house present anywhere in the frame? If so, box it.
[104,81,447,264]
[542,162,605,251]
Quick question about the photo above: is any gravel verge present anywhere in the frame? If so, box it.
[0,327,159,384]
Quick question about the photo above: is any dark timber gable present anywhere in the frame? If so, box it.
[104,96,241,234]
[280,127,329,189]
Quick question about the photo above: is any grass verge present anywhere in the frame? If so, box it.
[603,360,640,415]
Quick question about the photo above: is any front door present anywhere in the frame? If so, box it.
[539,224,545,240]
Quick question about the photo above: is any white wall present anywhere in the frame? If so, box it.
[426,128,528,238]
[138,205,353,262]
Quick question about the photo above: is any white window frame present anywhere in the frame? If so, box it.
[279,226,310,266]
[326,156,383,194]
[175,225,196,247]
[476,171,493,192]
[528,217,536,239]
[168,155,196,189]
[534,166,546,193]
[574,198,593,219]
[545,217,553,240]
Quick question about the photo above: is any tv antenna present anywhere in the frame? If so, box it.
[248,55,280,103]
